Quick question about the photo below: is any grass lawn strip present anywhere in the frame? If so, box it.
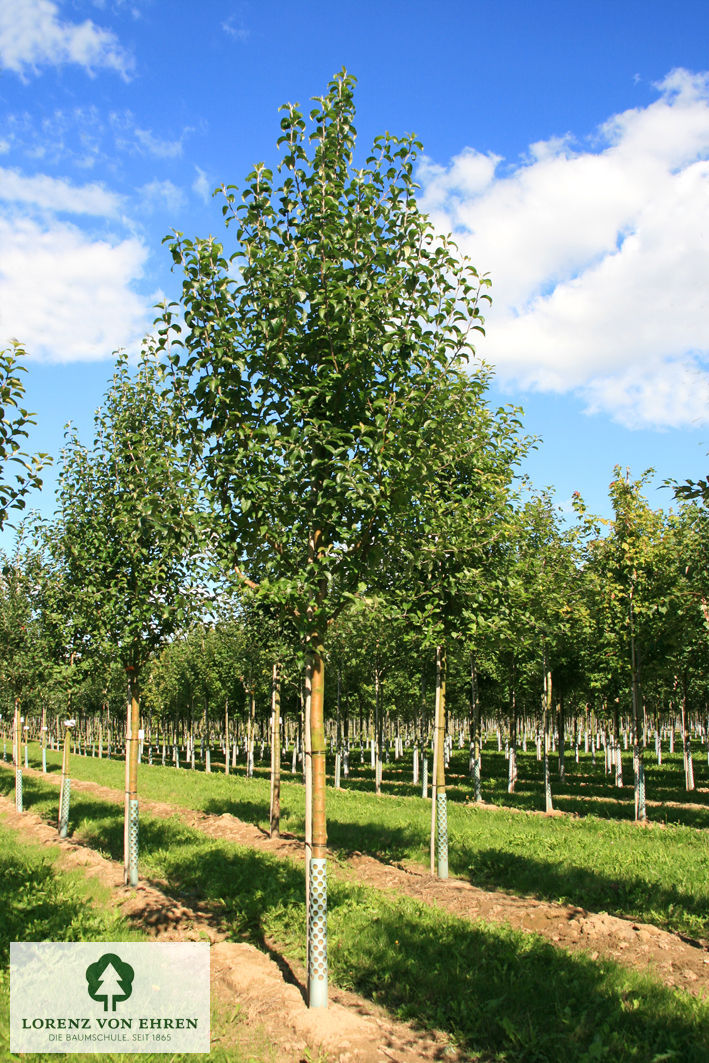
[3,772,709,1063]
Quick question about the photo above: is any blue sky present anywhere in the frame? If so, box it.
[1,0,709,541]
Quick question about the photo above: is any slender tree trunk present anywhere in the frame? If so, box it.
[41,703,47,773]
[374,666,383,794]
[557,693,565,780]
[307,646,327,1009]
[430,658,438,874]
[543,667,553,813]
[124,669,140,886]
[58,722,72,836]
[224,699,229,774]
[471,654,482,802]
[681,677,694,792]
[630,585,647,822]
[14,698,22,812]
[508,681,518,794]
[270,664,281,837]
[433,644,448,879]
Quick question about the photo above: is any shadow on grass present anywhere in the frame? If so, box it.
[0,829,128,964]
[459,846,709,937]
[78,805,709,1061]
[326,817,424,863]
[67,799,709,1061]
[327,889,709,1063]
[202,797,272,826]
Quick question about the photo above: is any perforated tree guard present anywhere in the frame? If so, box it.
[127,799,139,886]
[15,769,22,812]
[436,792,448,879]
[58,778,71,837]
[308,858,328,1008]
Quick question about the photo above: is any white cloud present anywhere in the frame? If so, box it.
[0,0,133,79]
[418,68,709,428]
[109,112,192,159]
[134,127,185,159]
[0,166,121,215]
[221,14,249,42]
[138,178,185,213]
[0,166,149,361]
[0,215,149,361]
[192,166,211,203]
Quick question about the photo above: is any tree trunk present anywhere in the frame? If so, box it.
[630,586,647,821]
[374,666,383,794]
[270,664,281,837]
[432,644,448,879]
[41,703,47,773]
[14,699,22,812]
[557,693,565,780]
[543,668,553,813]
[124,669,140,885]
[58,722,72,837]
[508,682,518,794]
[681,677,694,792]
[471,653,482,802]
[307,647,327,1009]
[224,699,230,774]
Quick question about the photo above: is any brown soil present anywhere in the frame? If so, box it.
[3,764,709,1058]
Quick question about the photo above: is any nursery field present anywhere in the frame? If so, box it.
[2,739,709,1062]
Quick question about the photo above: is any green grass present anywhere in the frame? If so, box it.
[16,740,709,941]
[0,813,277,1063]
[3,774,709,1063]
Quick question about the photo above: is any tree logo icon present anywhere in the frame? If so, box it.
[85,953,135,1011]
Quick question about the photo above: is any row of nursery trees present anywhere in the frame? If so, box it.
[1,72,708,1008]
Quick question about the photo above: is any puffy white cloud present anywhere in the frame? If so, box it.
[0,215,149,361]
[221,14,250,42]
[418,69,709,428]
[0,166,121,215]
[0,0,133,79]
[109,112,193,159]
[133,127,185,159]
[0,165,149,361]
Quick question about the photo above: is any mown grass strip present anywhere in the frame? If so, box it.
[18,745,709,941]
[5,772,709,1063]
[0,812,274,1063]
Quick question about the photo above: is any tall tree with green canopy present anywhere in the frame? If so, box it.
[580,469,669,820]
[160,69,508,1008]
[55,346,203,884]
[383,371,525,874]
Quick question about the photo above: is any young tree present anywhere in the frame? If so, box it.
[55,346,203,884]
[160,70,500,1008]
